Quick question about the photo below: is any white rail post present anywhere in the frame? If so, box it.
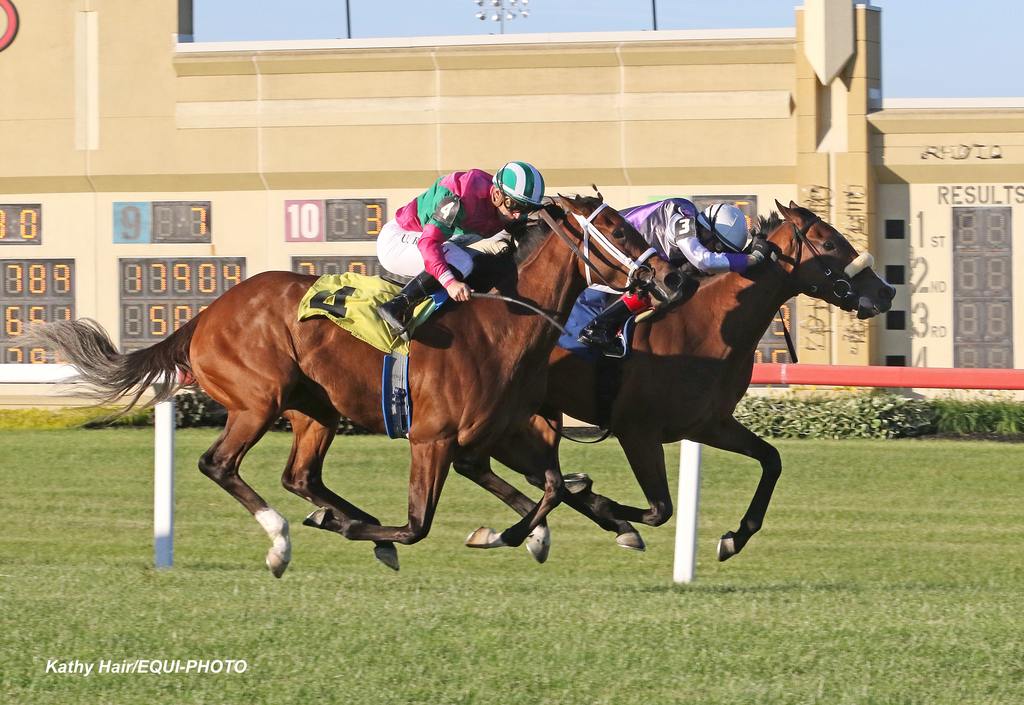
[153,397,176,569]
[673,440,702,583]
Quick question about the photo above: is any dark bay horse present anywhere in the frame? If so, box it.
[454,200,896,561]
[31,195,675,577]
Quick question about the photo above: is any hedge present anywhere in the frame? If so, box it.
[5,389,1024,440]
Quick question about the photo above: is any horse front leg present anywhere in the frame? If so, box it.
[453,453,552,563]
[342,437,454,548]
[694,416,782,561]
[463,426,565,551]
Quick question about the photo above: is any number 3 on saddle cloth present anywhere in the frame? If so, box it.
[297,272,448,439]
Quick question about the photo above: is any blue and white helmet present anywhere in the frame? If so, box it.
[697,203,750,252]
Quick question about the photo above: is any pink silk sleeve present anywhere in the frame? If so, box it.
[417,224,456,286]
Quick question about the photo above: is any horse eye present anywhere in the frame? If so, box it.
[822,240,836,251]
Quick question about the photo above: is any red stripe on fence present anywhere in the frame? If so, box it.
[751,364,1024,390]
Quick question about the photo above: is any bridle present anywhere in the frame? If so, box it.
[784,217,871,310]
[539,202,659,295]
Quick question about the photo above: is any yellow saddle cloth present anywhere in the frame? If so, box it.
[297,273,437,355]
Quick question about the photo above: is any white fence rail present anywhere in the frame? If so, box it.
[0,364,176,568]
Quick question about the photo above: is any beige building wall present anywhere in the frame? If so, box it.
[0,0,1021,406]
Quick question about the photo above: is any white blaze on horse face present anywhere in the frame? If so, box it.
[843,252,874,279]
[255,508,291,569]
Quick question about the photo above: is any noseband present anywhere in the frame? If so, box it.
[788,219,872,309]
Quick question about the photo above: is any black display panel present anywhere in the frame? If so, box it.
[291,255,383,278]
[0,204,42,245]
[1,259,74,362]
[119,257,244,351]
[952,207,1013,368]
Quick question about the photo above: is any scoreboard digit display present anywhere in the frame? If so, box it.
[114,201,212,243]
[952,207,1013,368]
[0,204,42,245]
[120,257,245,351]
[284,199,386,242]
[291,255,383,277]
[1,259,74,363]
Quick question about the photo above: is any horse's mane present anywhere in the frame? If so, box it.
[750,212,784,239]
[512,217,550,267]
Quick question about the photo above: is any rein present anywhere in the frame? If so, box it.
[469,292,569,336]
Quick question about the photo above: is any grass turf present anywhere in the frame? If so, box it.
[1,430,1021,704]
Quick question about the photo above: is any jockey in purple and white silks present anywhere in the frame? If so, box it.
[375,161,546,341]
[577,198,771,356]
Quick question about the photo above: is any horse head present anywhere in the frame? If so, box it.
[548,192,677,303]
[768,199,895,320]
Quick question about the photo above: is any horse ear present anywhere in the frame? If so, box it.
[591,184,604,203]
[789,200,799,209]
[775,199,792,219]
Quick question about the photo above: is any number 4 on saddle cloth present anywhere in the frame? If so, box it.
[297,272,448,439]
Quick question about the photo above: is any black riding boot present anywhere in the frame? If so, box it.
[377,271,441,341]
[578,298,633,357]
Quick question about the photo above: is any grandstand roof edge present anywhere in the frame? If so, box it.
[175,28,797,55]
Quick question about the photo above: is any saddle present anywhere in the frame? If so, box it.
[297,273,444,355]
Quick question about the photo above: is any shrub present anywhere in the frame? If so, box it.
[734,392,935,439]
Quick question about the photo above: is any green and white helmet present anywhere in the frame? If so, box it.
[492,161,546,208]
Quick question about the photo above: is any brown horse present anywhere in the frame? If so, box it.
[30,195,676,577]
[453,200,896,561]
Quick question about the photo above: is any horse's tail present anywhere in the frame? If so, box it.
[26,316,200,415]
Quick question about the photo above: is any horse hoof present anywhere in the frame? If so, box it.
[265,549,290,579]
[525,524,550,564]
[615,531,646,552]
[302,507,330,529]
[717,532,737,562]
[563,472,593,494]
[465,527,506,549]
[374,543,400,571]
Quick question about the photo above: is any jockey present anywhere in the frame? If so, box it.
[375,161,546,340]
[577,199,771,355]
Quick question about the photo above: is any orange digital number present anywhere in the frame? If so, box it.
[297,261,315,275]
[20,208,39,240]
[28,264,45,294]
[5,306,23,337]
[192,206,208,236]
[0,209,6,239]
[222,263,242,287]
[125,264,142,294]
[366,203,383,236]
[29,347,46,364]
[754,349,763,364]
[150,262,168,293]
[28,305,45,326]
[7,347,23,363]
[771,348,788,363]
[173,304,192,330]
[348,262,368,276]
[198,263,216,294]
[173,263,192,294]
[149,305,168,337]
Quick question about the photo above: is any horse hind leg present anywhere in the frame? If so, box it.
[198,408,290,577]
[278,410,398,571]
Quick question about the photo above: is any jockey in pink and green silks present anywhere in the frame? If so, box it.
[375,161,546,341]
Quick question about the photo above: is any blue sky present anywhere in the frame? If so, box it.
[193,1,1023,98]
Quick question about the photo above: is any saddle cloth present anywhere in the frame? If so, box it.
[297,273,442,355]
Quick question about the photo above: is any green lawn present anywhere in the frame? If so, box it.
[1,430,1021,705]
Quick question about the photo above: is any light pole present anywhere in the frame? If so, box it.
[473,0,530,35]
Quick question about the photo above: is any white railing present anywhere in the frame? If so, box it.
[0,364,177,569]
